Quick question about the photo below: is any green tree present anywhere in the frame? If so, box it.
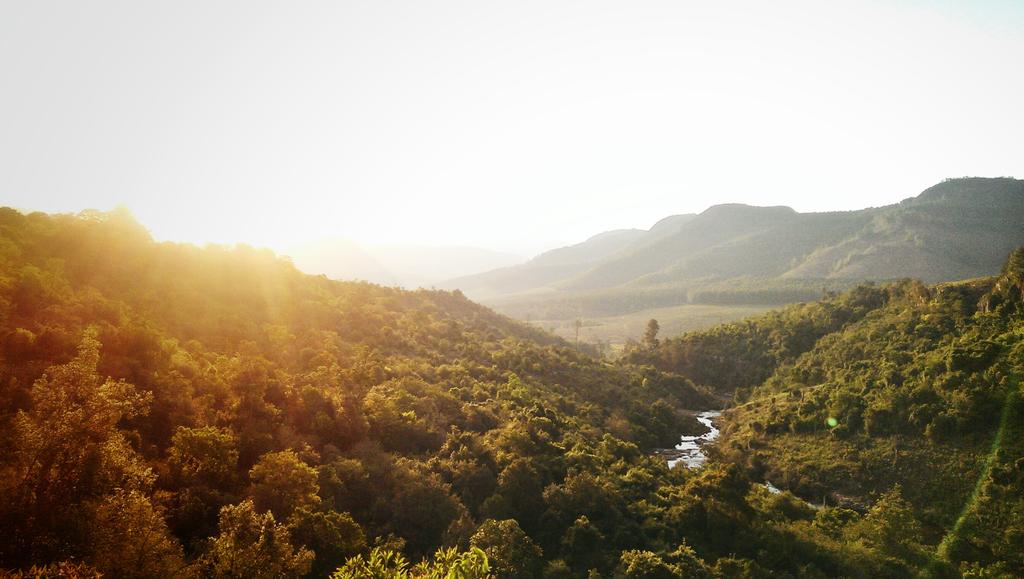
[87,489,186,578]
[666,542,711,579]
[249,450,321,519]
[331,546,492,579]
[643,319,660,350]
[849,485,922,557]
[197,500,313,579]
[167,426,242,544]
[561,516,605,572]
[481,460,546,535]
[1,332,154,563]
[812,507,860,539]
[332,547,410,578]
[617,550,678,579]
[470,519,543,578]
[289,507,367,578]
[384,460,467,557]
[413,547,492,579]
[169,426,240,489]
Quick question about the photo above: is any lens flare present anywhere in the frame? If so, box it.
[932,383,1018,570]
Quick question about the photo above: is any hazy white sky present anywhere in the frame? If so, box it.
[2,0,1023,255]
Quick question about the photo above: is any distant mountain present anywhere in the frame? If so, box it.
[443,214,696,299]
[445,178,1024,305]
[364,244,524,288]
[287,238,401,285]
[286,239,523,288]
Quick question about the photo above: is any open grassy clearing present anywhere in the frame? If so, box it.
[528,302,775,347]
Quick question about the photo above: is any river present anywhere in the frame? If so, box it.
[665,410,721,469]
[660,410,791,498]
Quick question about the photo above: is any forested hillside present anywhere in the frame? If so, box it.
[632,248,1024,577]
[2,207,1020,578]
[0,207,713,577]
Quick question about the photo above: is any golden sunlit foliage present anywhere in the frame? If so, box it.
[0,208,713,576]
[1,207,1021,577]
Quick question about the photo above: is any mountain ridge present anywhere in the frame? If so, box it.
[444,178,1024,308]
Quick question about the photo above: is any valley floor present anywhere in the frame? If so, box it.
[524,303,773,349]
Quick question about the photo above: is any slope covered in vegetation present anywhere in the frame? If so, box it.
[3,207,1020,577]
[634,248,1024,577]
[0,208,715,577]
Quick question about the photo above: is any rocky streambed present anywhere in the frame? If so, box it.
[652,410,721,469]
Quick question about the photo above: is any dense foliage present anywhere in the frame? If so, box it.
[0,208,715,577]
[638,249,1024,576]
[627,283,895,396]
[2,207,1020,577]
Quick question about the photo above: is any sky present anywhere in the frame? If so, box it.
[2,0,1023,256]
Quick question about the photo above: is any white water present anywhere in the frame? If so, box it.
[664,411,798,501]
[667,410,721,469]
